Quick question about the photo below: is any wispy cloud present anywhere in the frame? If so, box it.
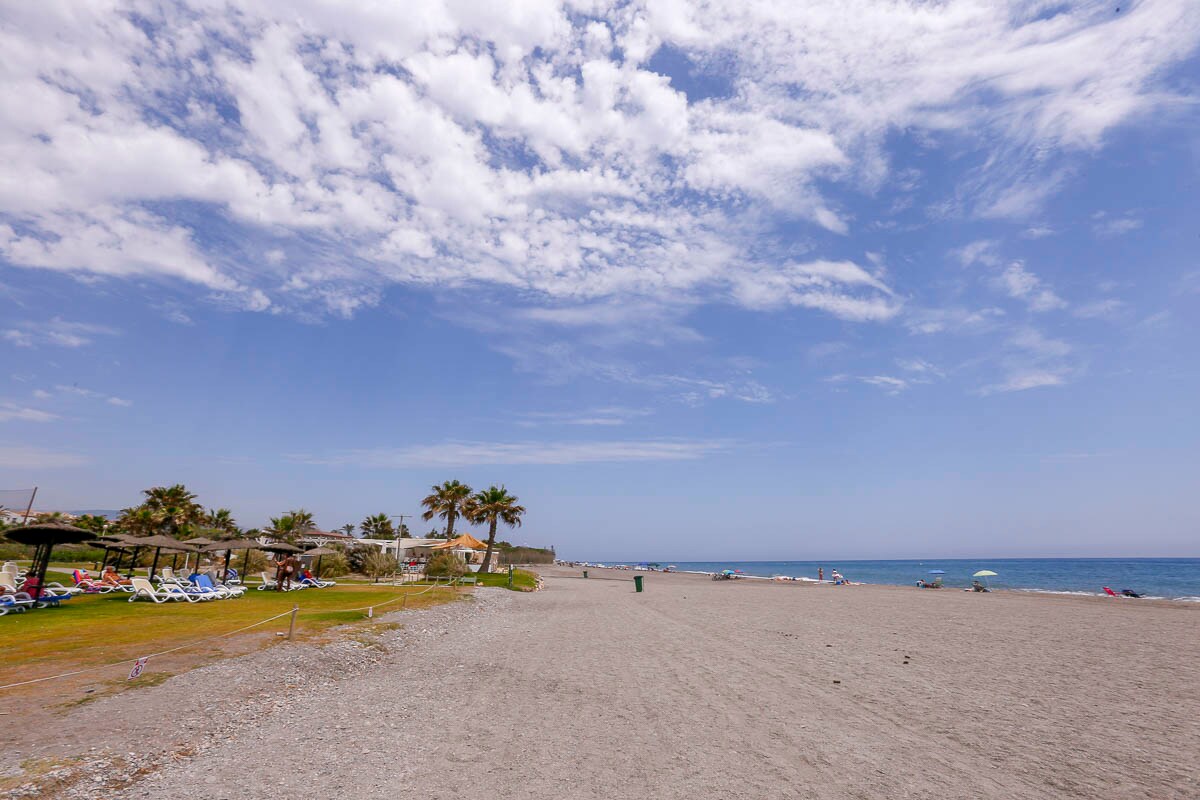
[514,407,652,427]
[979,370,1066,395]
[1092,212,1143,237]
[992,262,1066,312]
[1073,298,1125,319]
[1,318,117,349]
[0,446,89,468]
[44,384,133,408]
[0,402,57,423]
[860,375,909,395]
[290,439,733,468]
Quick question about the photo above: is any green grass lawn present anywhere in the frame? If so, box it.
[0,582,461,688]
[471,568,539,591]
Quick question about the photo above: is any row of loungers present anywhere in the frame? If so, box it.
[256,571,336,590]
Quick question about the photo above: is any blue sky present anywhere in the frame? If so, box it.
[2,1,1199,559]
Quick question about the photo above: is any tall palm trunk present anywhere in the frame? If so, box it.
[480,517,498,574]
[446,509,457,539]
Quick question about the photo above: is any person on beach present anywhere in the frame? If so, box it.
[275,555,297,591]
[831,569,845,585]
[100,565,130,586]
[818,567,824,582]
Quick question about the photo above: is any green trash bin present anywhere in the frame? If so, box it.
[634,575,644,592]
[582,570,588,578]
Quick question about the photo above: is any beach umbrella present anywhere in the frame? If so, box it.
[134,535,198,580]
[205,538,266,582]
[973,569,998,588]
[177,536,216,572]
[303,546,337,575]
[261,541,301,554]
[3,522,97,598]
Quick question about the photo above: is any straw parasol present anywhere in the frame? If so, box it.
[205,538,267,582]
[3,522,97,597]
[131,535,199,580]
[302,546,337,575]
[260,541,301,554]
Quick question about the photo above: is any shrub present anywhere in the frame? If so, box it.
[362,550,398,581]
[425,550,466,578]
[316,552,349,578]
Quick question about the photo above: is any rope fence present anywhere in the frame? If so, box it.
[0,580,464,693]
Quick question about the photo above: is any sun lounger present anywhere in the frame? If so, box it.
[128,577,208,603]
[192,574,245,598]
[0,593,36,615]
[297,576,334,588]
[1103,586,1120,597]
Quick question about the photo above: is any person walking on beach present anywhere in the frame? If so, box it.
[818,567,824,582]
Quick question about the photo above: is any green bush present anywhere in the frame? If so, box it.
[315,552,349,578]
[425,550,466,578]
[362,550,398,581]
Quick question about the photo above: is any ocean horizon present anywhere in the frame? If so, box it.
[598,558,1200,602]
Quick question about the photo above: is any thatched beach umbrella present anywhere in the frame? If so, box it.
[133,535,198,580]
[177,536,216,572]
[94,534,135,570]
[3,522,97,598]
[205,538,266,582]
[303,546,337,575]
[261,541,301,554]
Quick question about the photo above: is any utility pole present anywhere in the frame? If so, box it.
[21,486,37,526]
[390,514,412,585]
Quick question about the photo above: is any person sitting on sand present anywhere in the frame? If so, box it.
[971,580,989,593]
[831,569,845,585]
[1121,589,1143,598]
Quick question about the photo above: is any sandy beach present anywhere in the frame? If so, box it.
[6,567,1199,799]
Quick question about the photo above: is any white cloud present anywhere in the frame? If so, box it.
[1092,213,1143,237]
[0,0,1192,321]
[0,446,89,468]
[993,262,1066,312]
[290,438,731,467]
[1,318,117,349]
[896,358,944,377]
[953,240,1000,267]
[515,408,652,427]
[0,402,57,423]
[860,375,908,395]
[1073,298,1125,319]
[980,370,1066,395]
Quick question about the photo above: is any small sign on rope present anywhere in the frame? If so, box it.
[128,657,149,681]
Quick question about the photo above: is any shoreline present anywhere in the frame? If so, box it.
[573,560,1200,603]
[564,564,1200,610]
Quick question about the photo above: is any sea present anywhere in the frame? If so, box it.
[617,559,1200,602]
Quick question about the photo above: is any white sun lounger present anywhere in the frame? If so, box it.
[128,577,207,603]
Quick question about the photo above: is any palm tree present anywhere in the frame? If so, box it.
[142,484,203,539]
[465,486,525,574]
[74,514,109,534]
[268,509,316,543]
[205,508,238,537]
[339,523,356,537]
[359,513,394,539]
[421,480,472,539]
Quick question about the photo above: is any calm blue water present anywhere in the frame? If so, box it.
[624,559,1200,601]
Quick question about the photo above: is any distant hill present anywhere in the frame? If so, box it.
[69,509,122,519]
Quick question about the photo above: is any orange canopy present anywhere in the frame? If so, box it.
[432,533,488,550]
